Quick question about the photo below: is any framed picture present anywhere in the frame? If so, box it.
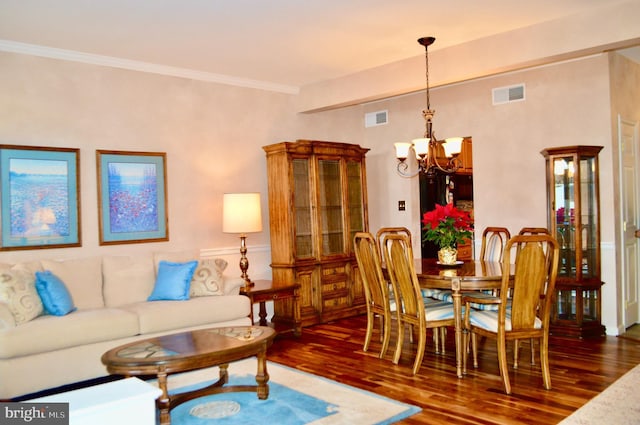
[97,150,168,245]
[0,145,81,250]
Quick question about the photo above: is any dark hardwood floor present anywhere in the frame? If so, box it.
[267,315,640,425]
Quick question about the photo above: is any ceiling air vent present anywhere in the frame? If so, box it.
[492,83,525,105]
[365,110,388,127]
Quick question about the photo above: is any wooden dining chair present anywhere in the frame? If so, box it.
[462,234,559,394]
[515,226,551,366]
[383,233,456,375]
[479,227,511,262]
[518,227,550,235]
[353,232,394,358]
[375,226,445,347]
[375,227,412,262]
[353,232,395,358]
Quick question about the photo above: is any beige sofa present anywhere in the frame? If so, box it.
[0,250,251,400]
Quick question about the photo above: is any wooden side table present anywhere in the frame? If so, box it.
[240,280,301,336]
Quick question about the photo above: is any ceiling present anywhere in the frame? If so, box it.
[0,0,637,90]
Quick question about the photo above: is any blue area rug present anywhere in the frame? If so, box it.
[164,358,420,425]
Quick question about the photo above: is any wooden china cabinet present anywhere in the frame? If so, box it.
[541,145,605,338]
[263,140,369,328]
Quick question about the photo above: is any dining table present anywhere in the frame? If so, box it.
[412,258,511,378]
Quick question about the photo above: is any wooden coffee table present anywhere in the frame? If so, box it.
[101,326,276,425]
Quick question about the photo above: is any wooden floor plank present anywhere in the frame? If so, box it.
[267,315,640,424]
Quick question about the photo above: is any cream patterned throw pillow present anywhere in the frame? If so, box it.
[190,258,228,297]
[0,268,44,325]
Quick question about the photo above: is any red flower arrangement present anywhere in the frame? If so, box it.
[422,203,474,248]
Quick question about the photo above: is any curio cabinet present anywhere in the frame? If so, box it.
[541,145,605,338]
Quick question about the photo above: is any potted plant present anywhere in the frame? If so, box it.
[422,203,474,264]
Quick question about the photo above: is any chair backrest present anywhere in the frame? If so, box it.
[479,227,511,262]
[375,227,412,261]
[500,234,559,332]
[353,232,390,312]
[382,233,423,326]
[518,227,549,235]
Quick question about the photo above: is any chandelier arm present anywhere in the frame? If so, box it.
[430,155,461,174]
[396,161,420,178]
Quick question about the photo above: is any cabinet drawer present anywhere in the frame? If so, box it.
[323,295,350,310]
[322,264,346,278]
[321,280,348,294]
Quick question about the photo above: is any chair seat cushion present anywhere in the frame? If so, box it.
[424,301,456,321]
[469,310,541,332]
[425,289,500,311]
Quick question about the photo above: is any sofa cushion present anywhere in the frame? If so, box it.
[0,308,140,359]
[153,250,199,273]
[35,271,77,316]
[123,295,250,334]
[148,260,198,301]
[0,267,43,325]
[41,258,104,309]
[103,255,156,307]
[190,258,228,297]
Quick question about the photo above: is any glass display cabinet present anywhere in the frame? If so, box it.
[264,140,369,328]
[541,145,605,338]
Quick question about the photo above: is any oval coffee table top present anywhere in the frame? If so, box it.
[101,326,276,374]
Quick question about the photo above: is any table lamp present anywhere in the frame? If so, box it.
[222,192,262,287]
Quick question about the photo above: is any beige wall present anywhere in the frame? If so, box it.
[0,51,295,276]
[0,49,636,335]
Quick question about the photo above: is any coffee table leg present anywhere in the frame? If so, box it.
[219,363,229,384]
[157,368,171,425]
[255,349,270,399]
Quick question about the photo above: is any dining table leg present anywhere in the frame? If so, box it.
[451,277,463,378]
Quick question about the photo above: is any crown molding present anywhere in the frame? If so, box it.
[0,39,299,95]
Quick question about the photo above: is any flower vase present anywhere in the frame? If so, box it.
[438,246,458,265]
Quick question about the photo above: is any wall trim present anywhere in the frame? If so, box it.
[0,39,299,95]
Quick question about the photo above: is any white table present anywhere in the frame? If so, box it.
[29,377,162,425]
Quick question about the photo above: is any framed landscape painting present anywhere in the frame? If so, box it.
[0,145,81,250]
[97,150,168,245]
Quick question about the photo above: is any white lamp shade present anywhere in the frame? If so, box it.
[443,137,463,157]
[412,138,430,156]
[394,143,411,159]
[222,193,263,233]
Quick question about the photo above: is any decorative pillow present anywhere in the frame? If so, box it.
[190,258,228,297]
[0,268,43,325]
[34,270,77,316]
[148,260,198,301]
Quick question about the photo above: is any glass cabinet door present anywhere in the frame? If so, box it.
[347,161,365,244]
[293,158,313,258]
[550,152,599,280]
[318,159,344,256]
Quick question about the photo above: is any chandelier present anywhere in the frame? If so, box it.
[394,37,463,177]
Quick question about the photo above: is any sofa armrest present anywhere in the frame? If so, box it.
[0,303,16,329]
[224,277,246,295]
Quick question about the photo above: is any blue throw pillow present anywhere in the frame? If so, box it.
[35,270,77,316]
[148,260,198,301]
